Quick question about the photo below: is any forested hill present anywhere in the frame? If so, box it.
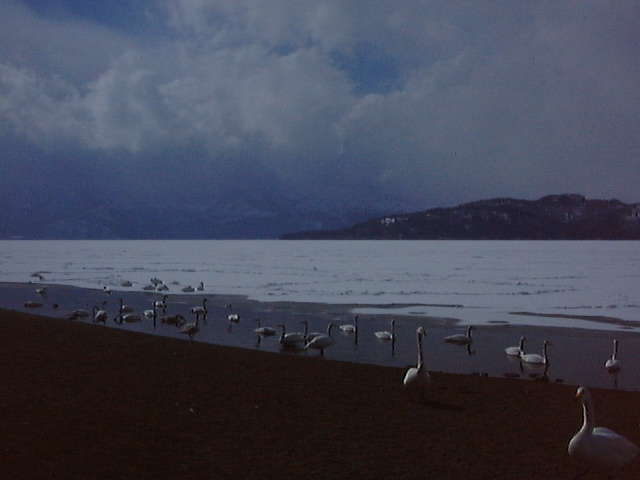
[281,194,640,240]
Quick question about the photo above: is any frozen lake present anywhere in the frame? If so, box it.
[0,240,638,331]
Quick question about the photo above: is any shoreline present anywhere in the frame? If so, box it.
[2,308,640,479]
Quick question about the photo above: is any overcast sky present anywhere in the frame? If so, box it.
[2,0,639,221]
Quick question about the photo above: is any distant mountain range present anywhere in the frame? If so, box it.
[281,194,640,240]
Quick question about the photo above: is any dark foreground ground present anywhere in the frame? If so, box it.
[1,309,639,479]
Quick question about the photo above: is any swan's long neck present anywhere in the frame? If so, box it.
[580,395,595,433]
[612,340,618,360]
[417,331,425,371]
[543,342,549,363]
[279,325,286,343]
[467,326,472,339]
[326,323,334,337]
[519,337,525,351]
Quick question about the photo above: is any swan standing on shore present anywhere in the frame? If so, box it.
[444,326,473,345]
[605,339,621,372]
[568,386,639,471]
[505,336,526,356]
[404,327,430,396]
[520,340,550,365]
[374,319,396,341]
[339,315,359,334]
[305,323,336,356]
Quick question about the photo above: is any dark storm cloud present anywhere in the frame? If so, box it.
[1,0,639,225]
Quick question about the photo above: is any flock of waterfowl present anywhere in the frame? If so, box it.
[21,278,640,473]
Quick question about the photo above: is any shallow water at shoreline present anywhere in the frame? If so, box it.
[4,281,639,392]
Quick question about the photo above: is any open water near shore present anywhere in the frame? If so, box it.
[1,240,639,390]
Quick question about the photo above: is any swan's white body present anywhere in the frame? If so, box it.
[143,309,156,319]
[505,336,526,356]
[374,319,396,341]
[254,319,276,336]
[339,316,358,334]
[226,304,240,322]
[404,327,430,394]
[605,339,621,372]
[520,340,550,365]
[93,307,107,323]
[444,326,473,345]
[277,323,307,347]
[191,298,208,319]
[305,323,335,355]
[568,386,639,470]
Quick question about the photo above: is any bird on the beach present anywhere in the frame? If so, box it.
[156,283,169,292]
[191,298,208,320]
[143,307,156,320]
[444,325,473,345]
[568,386,639,471]
[196,281,204,291]
[403,327,430,396]
[374,319,396,341]
[605,339,621,372]
[505,336,526,356]
[181,285,195,292]
[305,322,336,356]
[120,280,132,287]
[520,340,550,365]
[254,318,276,336]
[93,306,107,323]
[142,284,155,291]
[103,286,112,295]
[226,304,240,323]
[121,313,142,323]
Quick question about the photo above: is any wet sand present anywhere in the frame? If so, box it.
[2,308,640,479]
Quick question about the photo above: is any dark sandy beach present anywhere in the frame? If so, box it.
[2,308,639,479]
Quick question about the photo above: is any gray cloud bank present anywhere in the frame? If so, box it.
[1,0,639,237]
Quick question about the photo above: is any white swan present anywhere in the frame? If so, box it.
[143,308,156,320]
[277,322,307,347]
[568,386,639,470]
[339,315,358,334]
[305,323,336,355]
[93,306,107,323]
[605,339,621,372]
[444,325,473,345]
[520,340,550,365]
[374,319,396,341]
[403,327,431,395]
[226,304,240,323]
[505,336,526,356]
[254,318,276,336]
[191,298,208,320]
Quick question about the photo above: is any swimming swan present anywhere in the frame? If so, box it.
[403,327,431,395]
[605,339,621,372]
[520,340,550,365]
[568,386,639,470]
[339,315,359,334]
[444,325,473,345]
[505,336,526,356]
[374,319,396,341]
[305,323,336,355]
[254,318,276,336]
